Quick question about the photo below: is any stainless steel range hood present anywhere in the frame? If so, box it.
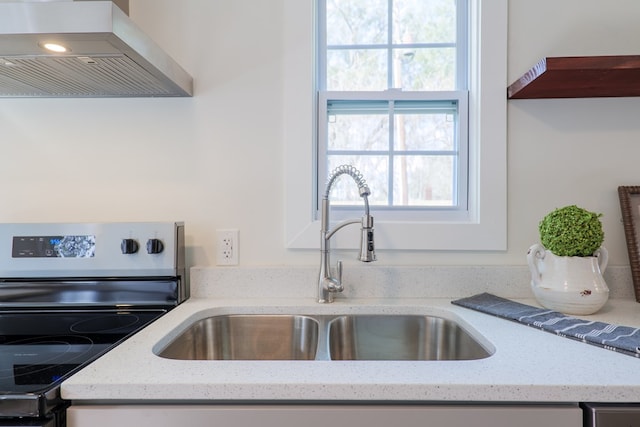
[0,0,193,97]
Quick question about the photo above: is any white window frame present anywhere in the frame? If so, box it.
[317,0,469,222]
[284,0,507,251]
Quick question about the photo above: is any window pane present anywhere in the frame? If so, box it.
[394,112,455,151]
[393,0,457,44]
[326,0,388,46]
[328,114,389,151]
[394,47,456,90]
[327,49,387,91]
[393,156,455,206]
[327,155,389,206]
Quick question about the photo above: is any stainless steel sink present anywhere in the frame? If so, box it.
[157,314,319,360]
[155,313,492,361]
[328,315,491,361]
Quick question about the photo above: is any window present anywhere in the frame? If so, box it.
[283,0,507,251]
[317,0,468,221]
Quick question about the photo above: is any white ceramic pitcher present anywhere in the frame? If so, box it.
[527,243,609,315]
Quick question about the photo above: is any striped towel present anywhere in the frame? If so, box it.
[452,293,640,358]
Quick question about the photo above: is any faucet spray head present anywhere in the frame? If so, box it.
[359,214,376,262]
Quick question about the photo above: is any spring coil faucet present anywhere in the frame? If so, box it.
[318,165,376,303]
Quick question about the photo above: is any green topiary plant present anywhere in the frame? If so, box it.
[538,205,604,257]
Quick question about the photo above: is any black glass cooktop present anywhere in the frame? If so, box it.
[0,310,166,394]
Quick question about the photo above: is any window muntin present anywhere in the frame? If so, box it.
[318,0,468,220]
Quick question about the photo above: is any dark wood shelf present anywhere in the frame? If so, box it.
[507,55,640,99]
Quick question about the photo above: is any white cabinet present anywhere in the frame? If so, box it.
[67,404,582,427]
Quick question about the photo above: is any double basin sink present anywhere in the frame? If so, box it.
[155,313,493,361]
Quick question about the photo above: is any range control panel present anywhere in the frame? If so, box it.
[0,222,184,278]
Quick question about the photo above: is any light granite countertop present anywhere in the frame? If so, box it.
[61,265,640,403]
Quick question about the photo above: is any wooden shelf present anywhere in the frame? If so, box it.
[507,55,640,99]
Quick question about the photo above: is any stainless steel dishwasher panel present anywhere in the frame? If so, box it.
[582,403,640,427]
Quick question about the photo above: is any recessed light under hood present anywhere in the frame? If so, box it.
[0,0,193,97]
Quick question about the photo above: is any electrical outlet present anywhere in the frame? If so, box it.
[216,229,239,265]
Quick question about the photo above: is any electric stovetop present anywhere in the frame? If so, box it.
[0,309,166,395]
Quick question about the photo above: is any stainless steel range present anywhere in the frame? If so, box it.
[0,222,187,427]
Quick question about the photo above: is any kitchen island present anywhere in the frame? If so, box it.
[62,266,640,426]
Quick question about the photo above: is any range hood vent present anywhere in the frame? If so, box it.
[0,0,193,97]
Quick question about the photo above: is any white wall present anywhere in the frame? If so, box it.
[1,0,639,269]
[507,0,640,268]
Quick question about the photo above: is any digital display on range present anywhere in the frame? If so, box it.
[12,235,96,258]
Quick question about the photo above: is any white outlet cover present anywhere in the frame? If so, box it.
[216,229,239,266]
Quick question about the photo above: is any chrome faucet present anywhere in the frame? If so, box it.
[318,165,376,303]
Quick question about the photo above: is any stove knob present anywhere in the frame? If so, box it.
[121,238,139,254]
[146,238,164,254]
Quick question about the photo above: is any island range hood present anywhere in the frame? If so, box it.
[0,0,193,97]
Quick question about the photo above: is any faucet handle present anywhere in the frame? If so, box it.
[336,260,343,284]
